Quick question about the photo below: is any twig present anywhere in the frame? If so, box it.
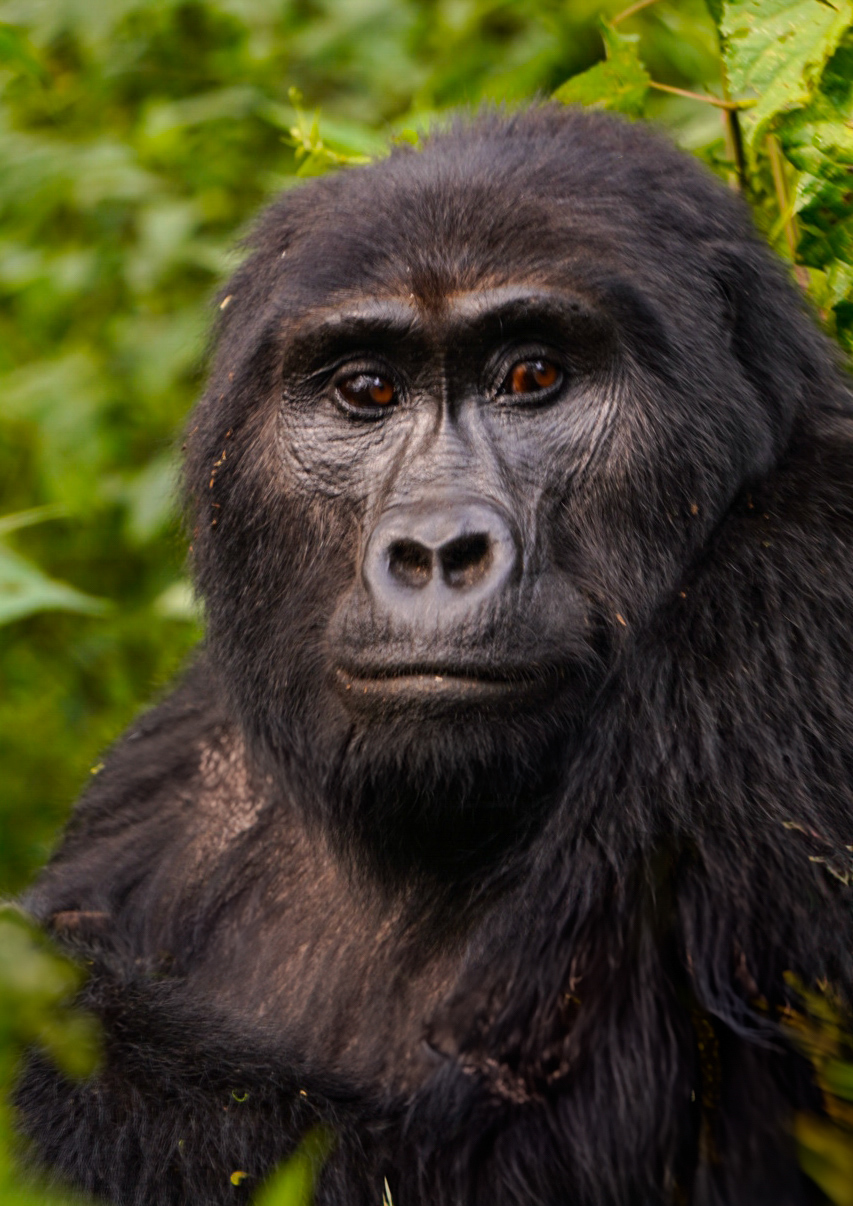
[723,108,747,192]
[611,0,663,25]
[720,68,747,193]
[647,80,751,110]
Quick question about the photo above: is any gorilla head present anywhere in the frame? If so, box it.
[185,107,814,875]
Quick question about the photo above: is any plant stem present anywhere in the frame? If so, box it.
[647,80,749,110]
[767,135,797,259]
[720,65,747,193]
[723,108,747,191]
[766,134,810,289]
[611,0,662,25]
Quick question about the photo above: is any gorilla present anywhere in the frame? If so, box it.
[16,105,853,1206]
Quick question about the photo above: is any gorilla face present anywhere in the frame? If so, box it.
[186,109,793,865]
[279,285,614,711]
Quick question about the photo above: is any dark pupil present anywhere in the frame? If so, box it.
[341,374,394,407]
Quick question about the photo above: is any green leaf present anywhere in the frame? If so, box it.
[823,1056,853,1101]
[835,306,853,353]
[553,23,650,117]
[796,1114,853,1206]
[141,86,262,142]
[808,261,853,320]
[0,509,109,626]
[704,0,725,29]
[0,504,66,537]
[0,906,100,1080]
[780,38,853,264]
[153,579,201,623]
[772,36,853,331]
[0,545,108,625]
[721,0,853,155]
[253,1129,334,1206]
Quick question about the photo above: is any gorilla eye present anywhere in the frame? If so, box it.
[337,373,397,413]
[503,359,561,397]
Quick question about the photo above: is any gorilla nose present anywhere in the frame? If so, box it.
[364,501,519,615]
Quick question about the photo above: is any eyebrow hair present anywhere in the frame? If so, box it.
[285,298,421,343]
[283,286,605,347]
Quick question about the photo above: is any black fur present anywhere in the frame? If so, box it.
[15,106,853,1205]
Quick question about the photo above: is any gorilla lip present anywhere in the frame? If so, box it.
[334,663,564,705]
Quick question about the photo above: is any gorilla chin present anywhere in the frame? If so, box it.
[320,573,605,860]
[323,703,571,884]
[321,656,591,882]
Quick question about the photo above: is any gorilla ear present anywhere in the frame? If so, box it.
[707,240,841,442]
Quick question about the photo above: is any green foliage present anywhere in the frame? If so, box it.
[253,1129,334,1206]
[782,977,853,1206]
[1,0,853,1203]
[722,0,853,154]
[0,508,108,626]
[778,34,853,348]
[551,0,853,344]
[718,0,853,348]
[553,22,650,115]
[285,87,374,176]
[0,908,99,1083]
[0,907,99,1205]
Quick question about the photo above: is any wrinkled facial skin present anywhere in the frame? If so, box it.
[188,120,790,871]
[279,287,616,715]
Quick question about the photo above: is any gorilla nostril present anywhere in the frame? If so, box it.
[365,502,517,606]
[440,533,493,590]
[388,539,433,589]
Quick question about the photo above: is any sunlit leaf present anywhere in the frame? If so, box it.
[704,0,725,29]
[153,579,201,623]
[254,1129,333,1206]
[554,23,650,117]
[122,453,180,545]
[722,0,853,153]
[772,36,853,335]
[781,38,853,271]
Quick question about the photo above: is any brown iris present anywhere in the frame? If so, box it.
[338,373,396,410]
[506,359,560,396]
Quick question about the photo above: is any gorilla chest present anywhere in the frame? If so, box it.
[183,829,471,1098]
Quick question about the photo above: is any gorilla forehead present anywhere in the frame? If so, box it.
[244,106,748,323]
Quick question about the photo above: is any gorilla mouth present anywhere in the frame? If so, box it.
[334,663,567,708]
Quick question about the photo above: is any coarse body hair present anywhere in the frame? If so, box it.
[15,106,853,1206]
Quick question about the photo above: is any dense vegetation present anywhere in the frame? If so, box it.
[1,0,852,1200]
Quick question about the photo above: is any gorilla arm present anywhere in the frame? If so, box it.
[14,665,321,1205]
